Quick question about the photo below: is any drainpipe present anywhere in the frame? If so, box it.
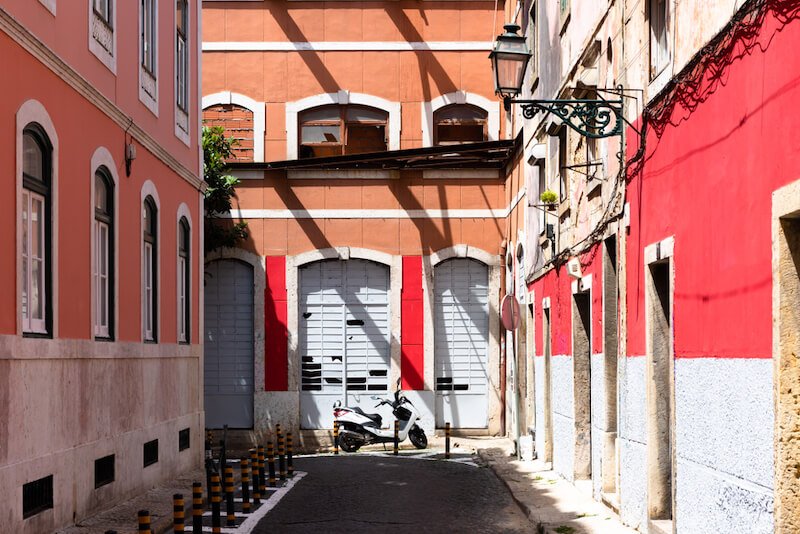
[499,240,507,437]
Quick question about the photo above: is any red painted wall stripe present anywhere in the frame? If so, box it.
[265,256,288,391]
[401,256,424,390]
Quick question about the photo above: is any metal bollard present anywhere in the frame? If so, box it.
[211,473,222,534]
[334,421,339,455]
[267,442,277,487]
[258,445,267,496]
[250,448,260,505]
[192,482,203,534]
[393,420,399,455]
[173,493,185,533]
[241,458,251,514]
[287,432,294,477]
[137,509,151,534]
[278,432,287,481]
[445,422,451,459]
[224,463,236,527]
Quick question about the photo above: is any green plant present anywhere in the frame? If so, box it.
[554,526,575,534]
[540,189,558,204]
[203,126,248,253]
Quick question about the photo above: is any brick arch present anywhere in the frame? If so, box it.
[202,91,265,162]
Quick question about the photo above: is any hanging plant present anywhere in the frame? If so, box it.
[540,189,558,205]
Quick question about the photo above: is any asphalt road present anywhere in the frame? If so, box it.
[253,454,533,533]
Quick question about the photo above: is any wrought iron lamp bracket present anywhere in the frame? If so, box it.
[503,97,624,139]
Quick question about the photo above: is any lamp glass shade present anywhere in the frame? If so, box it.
[490,24,531,98]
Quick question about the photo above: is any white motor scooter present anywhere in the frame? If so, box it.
[333,387,428,452]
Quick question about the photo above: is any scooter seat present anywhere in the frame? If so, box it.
[352,407,383,426]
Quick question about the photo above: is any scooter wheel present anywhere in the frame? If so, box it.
[339,433,362,453]
[409,425,428,449]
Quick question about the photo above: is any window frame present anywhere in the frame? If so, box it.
[21,126,52,337]
[94,168,115,340]
[141,0,157,76]
[298,104,389,158]
[178,217,190,344]
[143,197,158,342]
[526,0,538,85]
[432,104,488,146]
[93,0,113,29]
[649,0,670,80]
[175,0,189,113]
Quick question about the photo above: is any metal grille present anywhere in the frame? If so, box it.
[23,475,53,518]
[300,259,390,393]
[143,439,158,467]
[178,428,190,451]
[434,258,489,392]
[94,454,115,488]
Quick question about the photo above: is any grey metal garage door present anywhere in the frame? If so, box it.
[204,259,254,429]
[434,258,489,428]
[299,259,390,429]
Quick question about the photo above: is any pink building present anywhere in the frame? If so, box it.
[0,2,204,531]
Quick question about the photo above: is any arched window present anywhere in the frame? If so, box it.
[94,168,114,339]
[299,105,388,158]
[178,217,190,343]
[202,104,255,161]
[21,125,52,335]
[433,104,488,145]
[143,196,158,342]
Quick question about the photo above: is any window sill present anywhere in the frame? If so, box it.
[94,336,115,343]
[558,200,570,218]
[23,331,52,339]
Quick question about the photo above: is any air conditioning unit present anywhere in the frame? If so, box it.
[567,258,582,279]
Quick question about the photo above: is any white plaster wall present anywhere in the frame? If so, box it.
[618,355,647,530]
[674,358,774,533]
[590,353,605,500]
[533,356,546,458]
[551,355,574,481]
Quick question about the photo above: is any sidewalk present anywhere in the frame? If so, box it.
[474,439,637,534]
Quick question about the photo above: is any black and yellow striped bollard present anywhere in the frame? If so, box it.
[224,463,236,527]
[287,432,294,477]
[334,421,339,455]
[241,458,251,514]
[211,473,222,534]
[173,493,185,533]
[192,482,203,534]
[445,422,451,459]
[258,445,267,496]
[278,432,287,481]
[258,441,275,499]
[250,448,261,505]
[267,441,277,487]
[393,419,399,455]
[137,509,151,534]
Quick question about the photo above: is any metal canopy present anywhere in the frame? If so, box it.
[226,139,517,171]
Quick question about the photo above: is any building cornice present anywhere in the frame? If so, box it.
[0,7,205,192]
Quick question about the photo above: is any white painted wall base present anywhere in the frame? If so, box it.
[618,355,647,530]
[551,355,575,481]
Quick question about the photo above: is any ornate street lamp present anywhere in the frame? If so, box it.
[490,24,624,139]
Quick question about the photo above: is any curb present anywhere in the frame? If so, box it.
[476,449,546,533]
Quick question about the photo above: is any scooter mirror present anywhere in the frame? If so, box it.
[370,395,380,400]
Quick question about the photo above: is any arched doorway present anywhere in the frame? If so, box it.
[434,258,490,428]
[299,259,391,429]
[204,259,255,429]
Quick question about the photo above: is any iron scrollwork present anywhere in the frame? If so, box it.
[506,98,624,139]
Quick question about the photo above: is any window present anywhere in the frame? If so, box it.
[94,454,115,488]
[143,197,158,342]
[94,169,114,339]
[178,428,190,451]
[141,0,156,75]
[559,0,570,31]
[202,104,255,161]
[22,127,52,336]
[176,0,188,112]
[93,0,112,27]
[22,475,53,518]
[299,105,388,158]
[526,1,538,83]
[516,241,526,302]
[558,129,568,202]
[143,439,158,467]
[178,217,190,344]
[649,0,669,79]
[433,105,488,146]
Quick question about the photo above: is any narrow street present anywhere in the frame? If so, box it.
[253,454,533,533]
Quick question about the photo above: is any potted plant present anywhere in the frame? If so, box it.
[540,190,558,210]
